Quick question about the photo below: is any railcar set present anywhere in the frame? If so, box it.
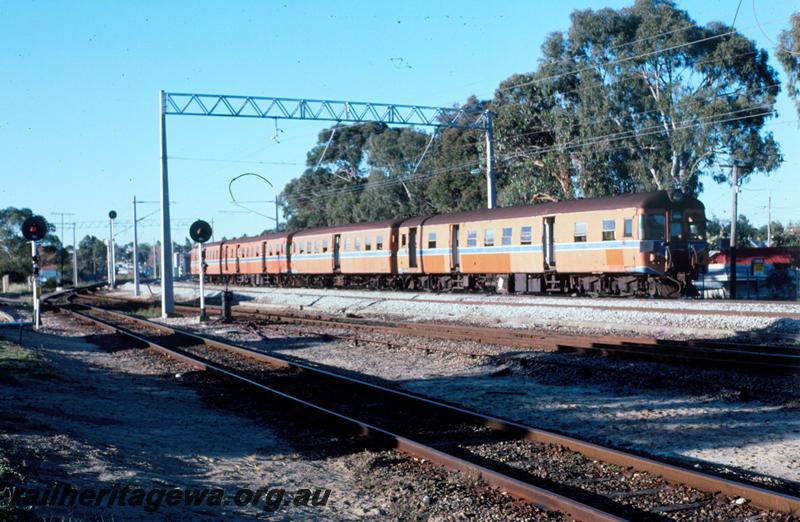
[190,190,709,297]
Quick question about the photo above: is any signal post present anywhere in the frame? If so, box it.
[189,220,213,322]
[21,216,48,330]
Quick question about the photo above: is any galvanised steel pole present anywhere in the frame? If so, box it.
[133,195,140,296]
[198,243,206,321]
[729,163,739,300]
[31,240,40,330]
[72,222,78,286]
[107,221,113,285]
[159,90,175,317]
[485,110,496,209]
[110,217,116,289]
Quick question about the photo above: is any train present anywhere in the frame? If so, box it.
[190,190,709,297]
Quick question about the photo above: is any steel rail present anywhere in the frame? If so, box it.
[173,280,800,321]
[174,303,800,371]
[62,305,622,522]
[66,292,800,371]
[68,293,800,370]
[61,302,800,516]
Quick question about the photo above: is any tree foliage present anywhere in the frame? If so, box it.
[494,0,781,204]
[278,1,786,229]
[777,12,800,117]
[78,236,107,280]
[0,207,64,282]
[281,111,485,228]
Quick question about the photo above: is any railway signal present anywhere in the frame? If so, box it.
[190,219,213,321]
[108,210,117,289]
[21,215,48,329]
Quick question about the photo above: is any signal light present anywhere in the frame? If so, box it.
[21,216,48,241]
[189,220,213,244]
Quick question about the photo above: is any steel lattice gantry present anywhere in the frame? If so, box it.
[158,91,496,317]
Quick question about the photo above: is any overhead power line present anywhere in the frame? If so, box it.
[293,111,790,202]
[498,13,787,93]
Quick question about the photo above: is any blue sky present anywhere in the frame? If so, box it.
[0,0,797,247]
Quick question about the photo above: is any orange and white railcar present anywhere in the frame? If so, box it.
[290,220,401,285]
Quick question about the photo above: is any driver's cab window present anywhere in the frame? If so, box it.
[670,210,683,240]
[639,213,666,241]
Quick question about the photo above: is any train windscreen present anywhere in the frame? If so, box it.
[640,214,666,240]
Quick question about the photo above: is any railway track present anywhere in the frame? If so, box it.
[172,280,800,321]
[75,292,800,372]
[55,300,800,521]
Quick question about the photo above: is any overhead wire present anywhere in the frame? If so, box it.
[497,13,788,93]
[293,111,791,202]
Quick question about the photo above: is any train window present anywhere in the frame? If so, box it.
[670,223,683,240]
[602,220,615,241]
[365,235,372,251]
[315,240,321,253]
[670,211,683,240]
[484,229,494,247]
[428,232,437,249]
[355,238,361,251]
[467,230,477,247]
[574,222,587,242]
[345,238,351,251]
[401,234,406,248]
[376,235,384,250]
[501,227,512,246]
[687,212,706,240]
[322,239,329,253]
[640,214,666,240]
[520,226,532,245]
[624,219,633,238]
[306,241,311,253]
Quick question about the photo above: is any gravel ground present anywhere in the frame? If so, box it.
[150,314,800,487]
[0,312,561,521]
[120,282,800,343]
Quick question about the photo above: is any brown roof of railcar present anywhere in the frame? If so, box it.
[400,191,703,227]
[202,231,290,249]
[292,218,404,238]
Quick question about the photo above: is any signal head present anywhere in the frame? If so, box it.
[109,210,117,220]
[21,216,48,241]
[189,220,213,243]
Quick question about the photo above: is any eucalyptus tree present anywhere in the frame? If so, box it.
[777,12,800,117]
[494,0,781,203]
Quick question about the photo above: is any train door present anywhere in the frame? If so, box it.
[450,224,460,271]
[543,217,556,269]
[408,228,418,268]
[262,241,268,274]
[333,234,341,271]
[223,245,229,272]
[235,244,241,273]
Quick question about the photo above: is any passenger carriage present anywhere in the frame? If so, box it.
[290,219,401,286]
[190,232,291,285]
[395,191,707,296]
